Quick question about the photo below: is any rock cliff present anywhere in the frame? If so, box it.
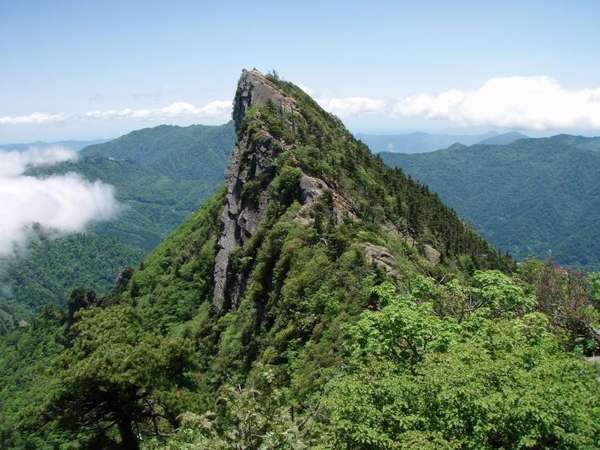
[213,70,298,309]
[213,70,359,309]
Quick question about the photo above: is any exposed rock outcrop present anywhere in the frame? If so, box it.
[423,243,441,265]
[232,70,296,131]
[361,243,399,278]
[298,174,358,224]
[213,70,297,310]
[213,70,362,310]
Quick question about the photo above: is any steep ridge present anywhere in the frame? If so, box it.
[212,69,510,310]
[213,71,298,308]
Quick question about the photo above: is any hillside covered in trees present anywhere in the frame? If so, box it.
[0,123,234,330]
[0,70,598,449]
[381,135,600,270]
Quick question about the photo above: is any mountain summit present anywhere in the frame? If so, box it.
[213,69,509,310]
[214,70,300,308]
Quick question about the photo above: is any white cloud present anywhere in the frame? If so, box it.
[393,76,600,130]
[0,100,232,127]
[0,147,76,177]
[83,100,232,121]
[0,147,120,258]
[0,112,68,125]
[313,77,600,130]
[316,97,387,117]
[5,76,600,131]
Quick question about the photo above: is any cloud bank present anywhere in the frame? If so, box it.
[317,76,600,130]
[392,76,600,130]
[0,147,120,258]
[0,100,232,127]
[4,77,600,131]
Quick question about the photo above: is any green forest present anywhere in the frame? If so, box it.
[381,135,600,270]
[0,123,235,330]
[0,70,598,449]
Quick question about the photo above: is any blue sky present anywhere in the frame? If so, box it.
[2,0,600,143]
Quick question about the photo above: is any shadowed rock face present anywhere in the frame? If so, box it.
[213,70,297,310]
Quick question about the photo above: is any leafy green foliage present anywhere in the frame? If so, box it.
[0,234,142,314]
[0,306,69,449]
[323,282,600,449]
[44,305,194,449]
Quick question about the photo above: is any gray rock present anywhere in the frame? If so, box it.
[423,244,441,265]
[361,243,399,277]
[213,70,296,310]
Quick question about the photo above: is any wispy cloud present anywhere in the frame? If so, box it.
[0,147,120,258]
[4,77,600,131]
[84,100,231,121]
[0,112,68,125]
[0,100,232,127]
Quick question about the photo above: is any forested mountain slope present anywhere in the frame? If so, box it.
[0,123,235,326]
[381,135,600,270]
[0,71,598,449]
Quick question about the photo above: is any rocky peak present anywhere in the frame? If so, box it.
[212,69,362,310]
[232,69,296,131]
[213,69,296,310]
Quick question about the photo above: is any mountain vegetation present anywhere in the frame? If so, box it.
[0,122,235,329]
[381,135,600,270]
[358,131,527,154]
[0,71,598,449]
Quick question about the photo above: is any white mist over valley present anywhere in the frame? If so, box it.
[0,147,119,258]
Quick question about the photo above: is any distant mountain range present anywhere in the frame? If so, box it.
[357,131,528,153]
[0,139,110,151]
[381,134,600,269]
[0,122,235,328]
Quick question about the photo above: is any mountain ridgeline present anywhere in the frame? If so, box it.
[357,130,527,154]
[208,70,510,312]
[1,71,598,449]
[381,134,600,270]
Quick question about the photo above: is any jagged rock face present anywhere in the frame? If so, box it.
[213,70,296,310]
[232,70,295,132]
[298,174,358,224]
[213,70,363,310]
